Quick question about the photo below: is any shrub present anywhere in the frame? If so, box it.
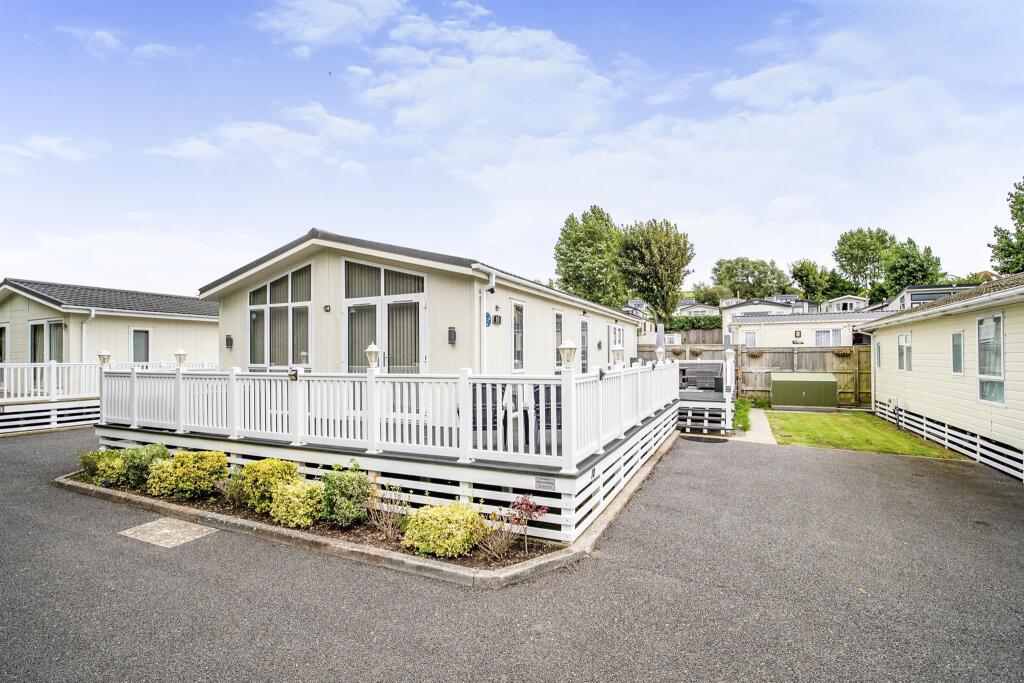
[78,449,103,478]
[402,502,487,558]
[92,450,128,487]
[478,507,524,561]
[217,470,246,508]
[367,478,410,540]
[322,461,373,528]
[508,495,548,552]
[240,459,299,514]
[269,479,325,528]
[122,444,170,488]
[752,397,772,410]
[145,450,227,499]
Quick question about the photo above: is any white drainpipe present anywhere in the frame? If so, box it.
[472,267,497,373]
[81,308,96,363]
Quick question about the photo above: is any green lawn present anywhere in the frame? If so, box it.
[765,411,968,459]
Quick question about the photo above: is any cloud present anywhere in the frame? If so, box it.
[712,62,834,108]
[0,135,107,164]
[147,102,374,169]
[449,1,491,19]
[132,43,195,60]
[54,26,122,54]
[255,0,406,55]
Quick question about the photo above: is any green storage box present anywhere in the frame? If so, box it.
[770,372,838,408]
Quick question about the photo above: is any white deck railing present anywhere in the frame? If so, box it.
[0,362,220,404]
[99,362,680,472]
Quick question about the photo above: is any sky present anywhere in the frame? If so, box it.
[1,0,1022,296]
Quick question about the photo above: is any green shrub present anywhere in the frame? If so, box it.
[144,450,228,499]
[402,502,487,558]
[240,458,300,514]
[92,450,128,487]
[122,444,170,488]
[667,315,722,331]
[146,458,177,497]
[322,461,372,528]
[217,469,246,508]
[269,479,325,528]
[753,397,772,410]
[78,449,103,478]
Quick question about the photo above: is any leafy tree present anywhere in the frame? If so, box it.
[989,177,1024,275]
[881,238,944,296]
[554,206,628,308]
[833,228,897,290]
[691,282,732,306]
[789,259,831,300]
[617,219,695,323]
[711,257,792,299]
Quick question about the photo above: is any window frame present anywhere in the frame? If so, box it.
[580,319,589,373]
[875,341,881,368]
[813,329,831,347]
[511,300,525,373]
[29,317,65,363]
[553,310,563,370]
[607,323,624,365]
[743,330,757,347]
[951,329,964,376]
[246,261,314,370]
[897,332,912,372]
[128,327,152,364]
[0,323,7,363]
[977,313,1005,406]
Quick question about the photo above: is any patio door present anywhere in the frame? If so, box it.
[342,260,426,374]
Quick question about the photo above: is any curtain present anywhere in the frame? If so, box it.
[512,304,524,370]
[48,321,64,362]
[249,310,265,365]
[249,286,267,306]
[384,269,424,296]
[345,262,380,298]
[30,324,44,362]
[952,332,963,373]
[269,275,289,305]
[131,329,149,363]
[831,329,842,346]
[269,307,288,366]
[580,322,589,372]
[348,305,376,372]
[291,307,309,364]
[815,330,830,346]
[978,317,1002,377]
[388,302,420,373]
[554,313,562,367]
[290,266,311,302]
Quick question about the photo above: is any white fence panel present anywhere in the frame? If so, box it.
[378,374,458,456]
[182,373,229,435]
[305,374,368,448]
[237,375,291,440]
[135,372,177,429]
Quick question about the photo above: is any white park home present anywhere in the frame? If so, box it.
[823,295,868,312]
[861,272,1024,481]
[0,278,219,365]
[200,228,639,375]
[729,310,887,347]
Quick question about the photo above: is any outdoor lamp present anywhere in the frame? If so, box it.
[97,350,111,365]
[365,342,380,368]
[655,346,665,363]
[174,349,188,365]
[612,343,624,365]
[558,339,577,367]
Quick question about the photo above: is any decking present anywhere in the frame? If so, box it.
[675,355,736,434]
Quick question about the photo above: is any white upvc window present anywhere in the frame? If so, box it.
[951,330,964,376]
[130,328,151,363]
[977,314,1004,404]
[580,319,589,373]
[607,324,624,364]
[744,330,756,347]
[29,318,64,362]
[0,323,7,363]
[248,263,312,368]
[553,310,563,370]
[875,341,881,368]
[511,301,525,372]
[814,329,842,346]
[897,332,912,371]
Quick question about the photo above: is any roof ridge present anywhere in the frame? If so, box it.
[6,277,204,301]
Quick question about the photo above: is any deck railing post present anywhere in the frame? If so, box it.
[457,368,473,463]
[227,367,240,439]
[97,366,106,426]
[174,366,185,433]
[48,360,57,401]
[129,366,138,429]
[365,367,381,454]
[560,368,576,473]
[617,367,626,438]
[290,367,306,446]
[634,362,642,426]
[595,373,605,455]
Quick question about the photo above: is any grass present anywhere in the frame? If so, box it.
[733,398,752,432]
[765,411,968,460]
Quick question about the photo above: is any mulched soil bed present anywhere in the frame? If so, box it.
[69,473,561,569]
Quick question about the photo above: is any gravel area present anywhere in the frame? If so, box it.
[2,428,1022,681]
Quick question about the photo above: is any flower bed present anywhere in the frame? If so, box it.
[74,446,560,569]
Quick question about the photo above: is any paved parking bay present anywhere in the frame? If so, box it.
[2,428,1022,681]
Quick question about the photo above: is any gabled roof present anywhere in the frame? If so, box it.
[861,271,1024,330]
[824,294,868,303]
[732,311,888,324]
[0,278,218,318]
[721,298,794,311]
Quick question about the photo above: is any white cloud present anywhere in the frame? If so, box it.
[54,26,122,54]
[147,138,223,159]
[449,1,491,19]
[712,62,834,108]
[132,43,195,60]
[0,135,107,164]
[255,0,405,55]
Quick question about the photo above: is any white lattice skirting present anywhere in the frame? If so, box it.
[0,399,101,435]
[875,400,1023,481]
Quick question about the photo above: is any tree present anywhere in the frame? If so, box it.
[789,259,831,300]
[833,228,897,290]
[881,238,944,296]
[711,257,792,299]
[692,282,732,306]
[617,219,695,324]
[554,206,627,308]
[989,177,1024,275]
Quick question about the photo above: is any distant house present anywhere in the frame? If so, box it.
[729,310,887,347]
[823,295,869,313]
[721,298,793,344]
[861,273,1024,481]
[0,278,219,365]
[673,302,719,318]
[880,283,981,312]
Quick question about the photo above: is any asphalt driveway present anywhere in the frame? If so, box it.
[2,428,1022,681]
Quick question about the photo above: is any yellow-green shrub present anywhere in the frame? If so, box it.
[79,449,105,478]
[269,479,325,528]
[144,450,227,499]
[122,444,170,488]
[92,450,128,487]
[240,458,300,513]
[402,502,487,558]
[322,462,372,528]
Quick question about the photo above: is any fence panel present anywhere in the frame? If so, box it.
[735,346,871,407]
[305,374,367,448]
[237,375,291,440]
[182,373,229,435]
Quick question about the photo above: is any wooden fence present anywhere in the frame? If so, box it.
[735,346,871,407]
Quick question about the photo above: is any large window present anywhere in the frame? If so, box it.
[248,264,312,367]
[607,324,624,364]
[951,330,964,375]
[978,314,1004,404]
[554,311,563,369]
[744,331,756,347]
[580,320,589,373]
[512,302,524,372]
[897,333,912,371]
[815,329,842,346]
[29,320,64,362]
[131,329,150,363]
[343,260,426,373]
